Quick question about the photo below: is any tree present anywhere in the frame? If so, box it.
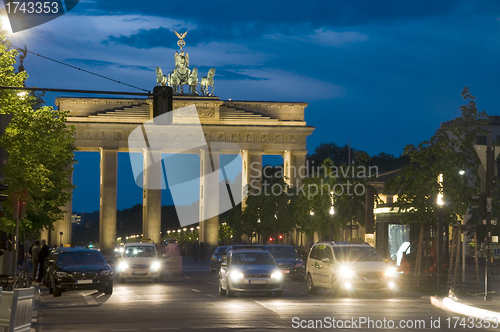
[386,88,489,226]
[233,175,298,243]
[295,153,376,240]
[0,28,76,235]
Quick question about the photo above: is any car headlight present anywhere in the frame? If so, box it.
[230,269,244,282]
[150,261,161,271]
[385,267,397,278]
[339,266,354,278]
[118,261,129,271]
[271,271,283,280]
[100,270,112,276]
[55,272,70,278]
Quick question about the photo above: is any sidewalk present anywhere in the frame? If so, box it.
[430,276,500,321]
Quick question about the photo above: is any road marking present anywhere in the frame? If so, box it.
[255,301,282,318]
[191,288,201,292]
[111,329,139,331]
[184,276,192,279]
[205,281,217,284]
[206,294,215,297]
[96,293,106,299]
[80,293,97,305]
[117,286,146,300]
[149,328,179,330]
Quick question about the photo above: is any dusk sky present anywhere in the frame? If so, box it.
[3,0,500,212]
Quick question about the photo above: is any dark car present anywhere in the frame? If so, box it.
[44,247,74,287]
[48,248,113,297]
[265,245,305,280]
[210,246,228,273]
[225,244,266,251]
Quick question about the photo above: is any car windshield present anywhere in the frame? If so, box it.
[266,246,299,259]
[57,251,105,266]
[216,246,228,255]
[333,246,383,262]
[124,246,155,257]
[231,252,275,265]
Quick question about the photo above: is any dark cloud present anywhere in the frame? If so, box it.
[98,0,500,51]
[196,66,268,81]
[65,58,153,72]
[93,0,500,44]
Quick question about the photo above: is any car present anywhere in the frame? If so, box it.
[44,247,76,288]
[265,245,306,280]
[48,248,113,297]
[210,246,228,273]
[218,249,284,297]
[115,242,163,282]
[306,242,398,296]
[225,244,266,251]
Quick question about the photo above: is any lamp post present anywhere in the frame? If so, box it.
[437,174,444,288]
[329,205,335,241]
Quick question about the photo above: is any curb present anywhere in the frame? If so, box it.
[430,296,500,322]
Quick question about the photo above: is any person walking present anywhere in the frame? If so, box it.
[193,242,199,262]
[37,239,49,283]
[31,240,41,280]
[200,242,205,263]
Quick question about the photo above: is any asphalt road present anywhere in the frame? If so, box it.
[33,265,492,332]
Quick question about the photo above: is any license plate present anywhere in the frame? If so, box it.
[364,280,379,284]
[249,279,266,284]
[76,280,93,284]
[282,270,290,274]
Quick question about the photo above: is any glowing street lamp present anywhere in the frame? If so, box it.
[310,211,314,216]
[329,206,335,215]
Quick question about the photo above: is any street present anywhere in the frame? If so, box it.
[32,264,486,332]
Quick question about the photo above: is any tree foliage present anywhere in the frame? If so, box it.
[0,29,75,234]
[385,87,489,225]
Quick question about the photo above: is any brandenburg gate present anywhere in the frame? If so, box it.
[42,33,314,254]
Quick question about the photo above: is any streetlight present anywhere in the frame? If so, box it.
[437,173,444,287]
[329,206,334,215]
[310,211,314,216]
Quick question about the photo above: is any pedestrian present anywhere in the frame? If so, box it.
[193,242,199,262]
[200,242,205,263]
[37,239,49,283]
[31,240,40,280]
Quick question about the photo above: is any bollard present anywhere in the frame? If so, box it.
[0,287,35,332]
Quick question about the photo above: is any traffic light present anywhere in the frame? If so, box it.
[471,194,486,215]
[152,86,173,124]
[0,184,8,218]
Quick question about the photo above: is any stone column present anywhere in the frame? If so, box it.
[291,152,307,188]
[50,171,73,247]
[241,150,263,208]
[40,227,49,245]
[100,148,117,256]
[199,149,219,248]
[143,150,162,244]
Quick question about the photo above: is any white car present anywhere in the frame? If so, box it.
[116,242,163,282]
[218,249,284,297]
[306,242,398,296]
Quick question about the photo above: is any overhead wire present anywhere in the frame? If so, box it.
[11,45,150,93]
